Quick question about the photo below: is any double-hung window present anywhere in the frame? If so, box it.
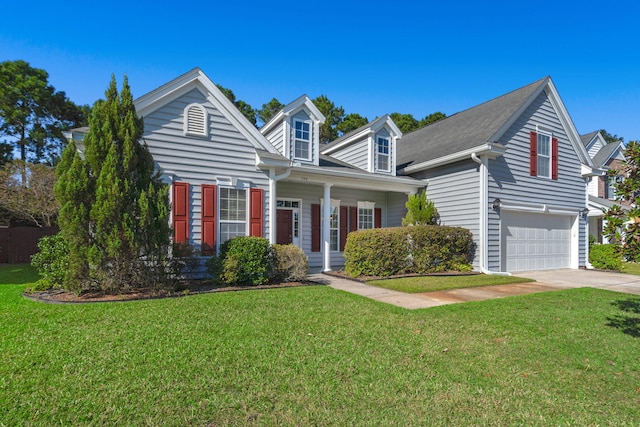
[357,201,375,230]
[537,132,551,178]
[219,187,247,243]
[376,137,390,172]
[294,119,311,161]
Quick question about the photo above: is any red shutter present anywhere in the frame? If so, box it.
[249,188,264,237]
[551,137,559,180]
[349,206,358,232]
[374,207,382,228]
[311,204,321,252]
[339,206,348,251]
[201,184,217,255]
[172,182,189,244]
[529,131,538,176]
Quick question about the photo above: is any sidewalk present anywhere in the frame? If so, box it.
[307,273,569,310]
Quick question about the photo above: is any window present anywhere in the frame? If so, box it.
[357,201,375,230]
[376,137,390,171]
[530,130,558,179]
[537,133,551,178]
[329,203,339,251]
[293,119,311,160]
[219,188,247,243]
[184,104,208,137]
[607,175,622,199]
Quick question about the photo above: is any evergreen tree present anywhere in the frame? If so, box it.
[56,76,171,293]
[402,190,439,226]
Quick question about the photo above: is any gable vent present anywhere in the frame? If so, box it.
[184,104,208,137]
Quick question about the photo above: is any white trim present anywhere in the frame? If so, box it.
[183,103,208,137]
[403,143,507,173]
[497,199,582,216]
[535,129,552,179]
[292,118,312,162]
[375,135,391,173]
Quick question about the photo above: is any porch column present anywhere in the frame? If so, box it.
[268,170,276,244]
[323,183,332,272]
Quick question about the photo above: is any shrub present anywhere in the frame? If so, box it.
[344,225,473,277]
[273,244,308,282]
[31,233,69,290]
[590,244,622,270]
[344,228,411,277]
[210,236,273,286]
[410,225,473,273]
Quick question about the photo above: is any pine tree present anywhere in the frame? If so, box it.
[402,190,439,226]
[56,76,171,292]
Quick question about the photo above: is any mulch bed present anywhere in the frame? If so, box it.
[23,280,324,304]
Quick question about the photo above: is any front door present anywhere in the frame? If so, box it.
[276,209,293,244]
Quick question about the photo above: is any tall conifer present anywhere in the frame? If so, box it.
[56,76,171,292]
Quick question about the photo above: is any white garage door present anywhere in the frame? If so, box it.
[503,212,572,272]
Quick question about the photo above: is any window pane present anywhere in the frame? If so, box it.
[220,223,246,243]
[359,208,373,229]
[220,188,246,220]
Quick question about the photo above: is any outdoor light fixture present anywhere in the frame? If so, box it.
[492,198,501,210]
[580,207,590,219]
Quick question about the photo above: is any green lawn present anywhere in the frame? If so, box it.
[622,262,640,276]
[368,273,534,293]
[2,264,640,426]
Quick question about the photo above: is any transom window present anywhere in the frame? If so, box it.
[376,137,390,172]
[537,132,551,178]
[219,188,247,243]
[294,119,311,160]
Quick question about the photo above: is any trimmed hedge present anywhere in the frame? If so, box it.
[590,244,622,271]
[344,225,473,277]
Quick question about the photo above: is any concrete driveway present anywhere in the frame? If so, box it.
[516,269,640,296]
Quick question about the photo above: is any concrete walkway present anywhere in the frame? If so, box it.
[308,269,640,310]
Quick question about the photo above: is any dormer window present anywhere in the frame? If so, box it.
[184,104,208,137]
[293,119,311,161]
[376,137,390,172]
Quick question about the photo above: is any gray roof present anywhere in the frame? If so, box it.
[580,131,598,147]
[592,141,622,168]
[397,77,549,168]
[323,114,389,152]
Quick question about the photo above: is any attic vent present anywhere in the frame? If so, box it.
[184,104,208,137]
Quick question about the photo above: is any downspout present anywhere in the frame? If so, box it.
[471,152,511,276]
[268,167,292,244]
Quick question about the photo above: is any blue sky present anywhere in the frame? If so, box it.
[2,0,639,141]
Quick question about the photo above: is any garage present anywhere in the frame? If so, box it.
[502,212,573,272]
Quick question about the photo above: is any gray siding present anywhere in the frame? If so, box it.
[413,161,481,268]
[143,88,271,252]
[263,121,285,155]
[330,136,370,171]
[587,139,603,159]
[488,90,587,270]
[276,181,395,268]
[386,191,410,226]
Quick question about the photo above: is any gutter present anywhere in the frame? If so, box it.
[471,152,511,276]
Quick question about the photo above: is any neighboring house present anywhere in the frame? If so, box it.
[398,77,598,272]
[582,131,626,243]
[66,70,599,273]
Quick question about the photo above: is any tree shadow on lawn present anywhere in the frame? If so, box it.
[606,298,640,337]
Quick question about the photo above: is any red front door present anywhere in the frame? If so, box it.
[276,210,293,244]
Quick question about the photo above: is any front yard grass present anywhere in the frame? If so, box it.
[368,273,534,293]
[622,261,640,275]
[2,264,640,425]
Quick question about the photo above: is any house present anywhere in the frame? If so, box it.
[582,131,626,243]
[66,69,598,273]
[129,68,423,272]
[398,77,598,272]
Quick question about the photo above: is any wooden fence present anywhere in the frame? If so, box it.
[0,226,58,264]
